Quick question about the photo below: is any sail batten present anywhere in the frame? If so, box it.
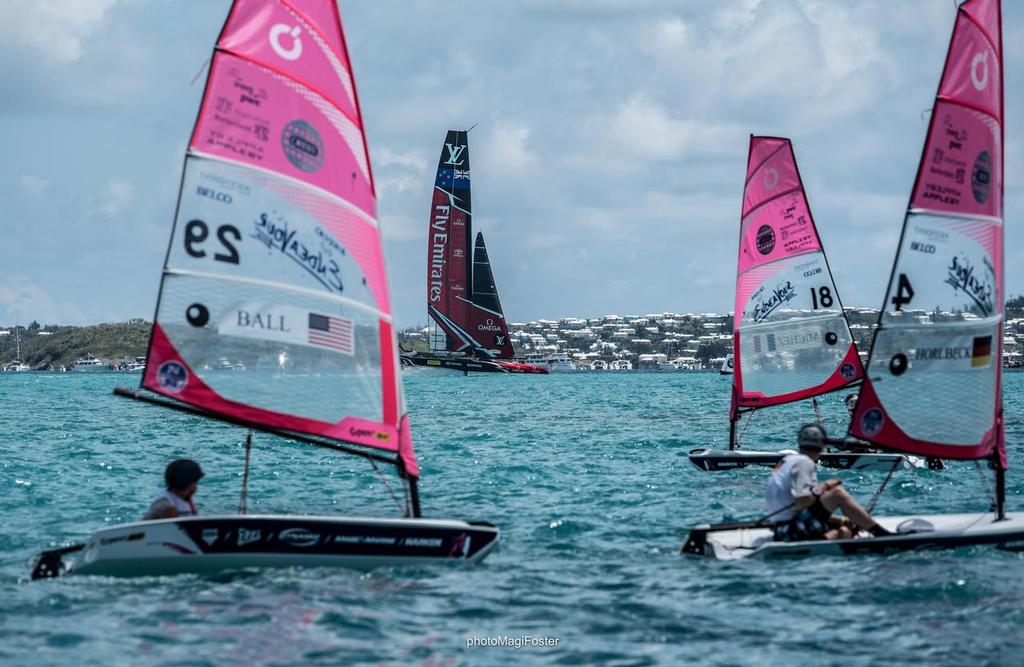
[849,0,1004,464]
[732,136,863,417]
[141,0,417,477]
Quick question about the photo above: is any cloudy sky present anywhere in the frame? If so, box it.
[1,0,1022,327]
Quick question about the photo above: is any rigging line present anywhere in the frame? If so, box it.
[866,457,901,514]
[190,58,211,86]
[239,429,253,514]
[975,460,996,507]
[812,397,824,428]
[367,454,405,515]
[737,408,757,449]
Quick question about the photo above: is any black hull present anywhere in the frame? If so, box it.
[32,515,500,579]
[688,448,919,472]
[400,354,547,374]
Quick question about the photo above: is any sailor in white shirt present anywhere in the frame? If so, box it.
[766,424,891,542]
[143,459,204,520]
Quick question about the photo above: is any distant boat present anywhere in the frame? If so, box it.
[688,136,912,473]
[686,0,1024,559]
[72,354,107,372]
[210,357,246,372]
[719,354,734,375]
[32,0,498,580]
[8,326,29,372]
[521,352,576,373]
[401,130,546,375]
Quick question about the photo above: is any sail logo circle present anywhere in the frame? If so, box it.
[970,52,988,91]
[763,167,779,191]
[972,150,992,204]
[755,225,775,255]
[281,120,324,172]
[860,408,884,436]
[840,362,856,380]
[269,24,303,61]
[156,361,189,393]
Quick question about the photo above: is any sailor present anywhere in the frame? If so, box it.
[845,393,858,417]
[766,424,891,542]
[143,459,204,520]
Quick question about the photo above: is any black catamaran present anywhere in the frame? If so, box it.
[684,0,1024,559]
[32,0,498,578]
[689,136,915,472]
[401,130,547,374]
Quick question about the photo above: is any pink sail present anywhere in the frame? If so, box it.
[141,0,417,477]
[850,0,1004,464]
[732,136,863,418]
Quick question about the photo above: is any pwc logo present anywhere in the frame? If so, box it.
[269,23,303,61]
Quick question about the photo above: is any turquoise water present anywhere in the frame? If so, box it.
[2,371,1023,666]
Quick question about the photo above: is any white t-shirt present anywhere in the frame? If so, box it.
[765,453,818,521]
[143,489,196,520]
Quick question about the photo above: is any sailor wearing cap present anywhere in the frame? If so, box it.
[765,424,891,542]
[143,459,205,521]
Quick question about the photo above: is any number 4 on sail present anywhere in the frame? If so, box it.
[31,0,498,579]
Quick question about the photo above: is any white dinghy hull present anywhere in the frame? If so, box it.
[688,448,925,472]
[32,515,499,579]
[683,512,1024,561]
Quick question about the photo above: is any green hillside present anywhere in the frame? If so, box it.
[0,321,150,370]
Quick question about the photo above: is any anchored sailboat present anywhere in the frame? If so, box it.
[32,0,498,579]
[689,136,913,472]
[401,130,546,374]
[685,0,1024,559]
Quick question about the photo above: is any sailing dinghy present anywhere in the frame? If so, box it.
[685,0,1024,559]
[400,130,547,375]
[31,0,497,579]
[689,136,915,472]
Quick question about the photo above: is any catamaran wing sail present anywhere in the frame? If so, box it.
[468,233,515,358]
[426,130,475,354]
[138,0,417,477]
[850,0,1004,463]
[732,136,862,418]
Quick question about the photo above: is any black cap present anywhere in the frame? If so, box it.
[798,424,827,450]
[165,459,204,490]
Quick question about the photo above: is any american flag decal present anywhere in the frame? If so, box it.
[308,313,354,355]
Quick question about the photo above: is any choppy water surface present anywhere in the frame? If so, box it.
[2,371,1023,666]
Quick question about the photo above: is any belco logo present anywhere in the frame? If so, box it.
[444,143,466,166]
[763,167,779,190]
[269,24,303,61]
[971,51,988,91]
[477,318,502,332]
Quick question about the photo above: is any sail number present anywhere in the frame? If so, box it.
[891,273,914,311]
[184,219,240,264]
[809,286,833,309]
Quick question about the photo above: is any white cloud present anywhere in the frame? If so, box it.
[480,122,536,173]
[0,275,86,325]
[18,174,50,195]
[92,177,135,217]
[0,0,119,62]
[604,95,738,161]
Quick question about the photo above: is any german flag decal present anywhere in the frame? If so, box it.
[971,335,992,368]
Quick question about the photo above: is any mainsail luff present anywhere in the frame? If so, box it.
[139,0,418,478]
[849,0,1004,464]
[731,136,863,421]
